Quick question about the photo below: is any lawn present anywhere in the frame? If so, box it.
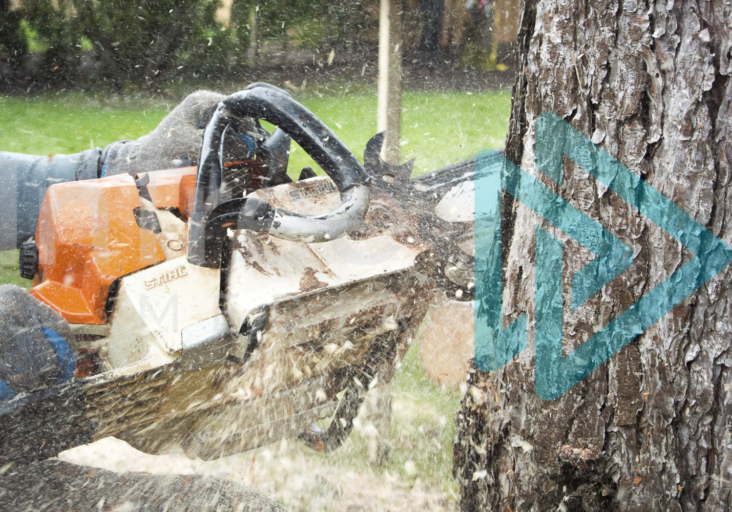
[0,89,511,175]
[281,90,511,175]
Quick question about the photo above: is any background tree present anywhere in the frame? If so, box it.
[22,0,83,77]
[0,0,27,70]
[73,0,229,86]
[454,0,732,510]
[0,0,387,87]
[417,0,443,66]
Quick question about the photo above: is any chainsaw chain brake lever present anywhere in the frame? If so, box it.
[363,131,415,191]
[188,83,371,268]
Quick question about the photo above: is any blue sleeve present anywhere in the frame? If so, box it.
[0,149,101,250]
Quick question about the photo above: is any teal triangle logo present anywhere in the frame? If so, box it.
[474,113,731,400]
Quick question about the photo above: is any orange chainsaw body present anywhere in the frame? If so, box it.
[30,174,168,324]
[142,166,198,217]
[30,162,261,325]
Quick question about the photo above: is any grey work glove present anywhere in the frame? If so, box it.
[0,285,77,400]
[101,90,256,177]
[0,90,259,250]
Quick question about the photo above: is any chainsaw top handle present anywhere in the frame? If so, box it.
[188,84,371,268]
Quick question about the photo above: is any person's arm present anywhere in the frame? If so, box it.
[0,149,101,251]
[0,90,263,251]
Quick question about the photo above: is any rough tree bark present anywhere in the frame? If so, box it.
[454,0,732,510]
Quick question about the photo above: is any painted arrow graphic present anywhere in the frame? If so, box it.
[474,113,732,400]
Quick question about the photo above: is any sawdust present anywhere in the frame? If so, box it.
[299,267,328,293]
[57,339,460,511]
[417,298,473,389]
[59,435,456,512]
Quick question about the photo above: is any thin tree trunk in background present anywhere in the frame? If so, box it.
[441,0,466,48]
[0,0,25,69]
[454,0,732,510]
[247,4,259,68]
[418,0,443,67]
[367,1,404,460]
[281,21,288,67]
[378,0,403,165]
[492,0,521,46]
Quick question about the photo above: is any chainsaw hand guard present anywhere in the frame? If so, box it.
[188,84,371,268]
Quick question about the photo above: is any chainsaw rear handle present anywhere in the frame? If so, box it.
[188,84,371,267]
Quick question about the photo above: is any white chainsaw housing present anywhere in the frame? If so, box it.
[80,176,423,378]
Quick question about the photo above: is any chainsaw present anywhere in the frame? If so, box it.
[0,84,476,464]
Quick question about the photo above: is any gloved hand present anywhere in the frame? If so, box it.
[0,90,260,251]
[0,285,76,401]
[100,90,257,177]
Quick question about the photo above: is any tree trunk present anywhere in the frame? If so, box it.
[247,4,259,69]
[418,0,444,66]
[0,0,26,70]
[378,0,404,165]
[454,0,732,510]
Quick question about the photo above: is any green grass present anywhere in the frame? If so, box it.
[0,94,169,155]
[0,250,28,289]
[332,339,462,497]
[283,90,511,176]
[0,89,510,174]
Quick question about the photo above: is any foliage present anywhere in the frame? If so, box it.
[0,0,28,69]
[0,0,382,86]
